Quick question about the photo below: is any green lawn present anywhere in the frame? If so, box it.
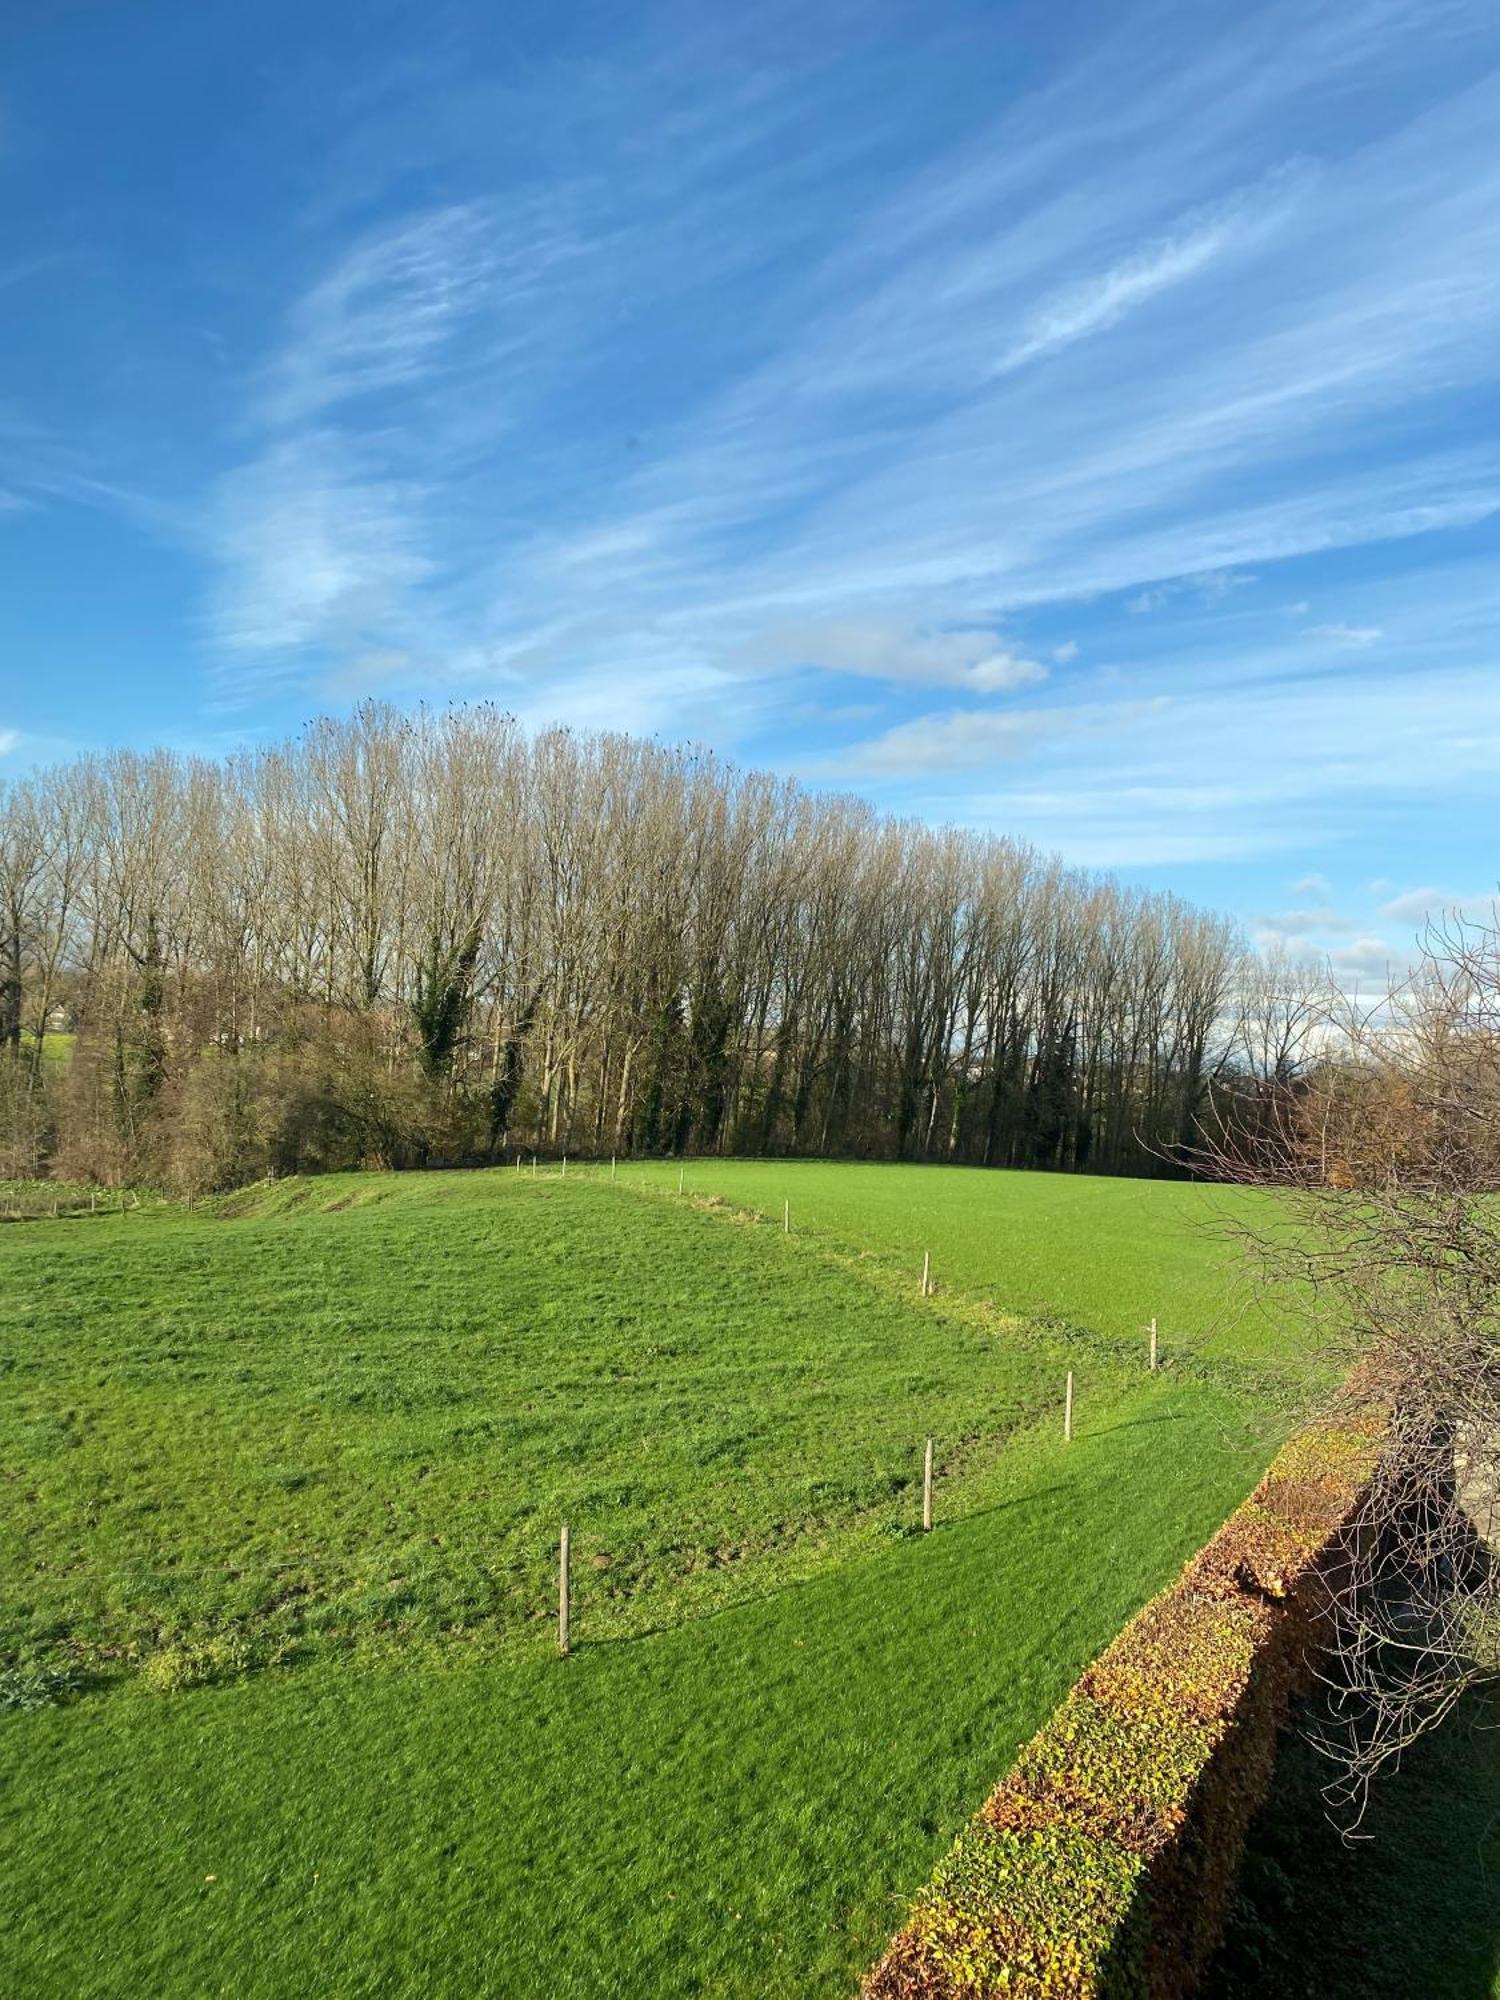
[631,1157,1308,1367]
[1,1164,1310,1996]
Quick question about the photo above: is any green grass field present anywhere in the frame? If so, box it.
[15,1028,76,1069]
[631,1157,1306,1364]
[2,1164,1317,1996]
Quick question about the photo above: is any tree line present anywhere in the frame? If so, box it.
[0,702,1282,1192]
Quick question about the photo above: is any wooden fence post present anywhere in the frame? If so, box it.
[783,1198,790,1233]
[611,1155,616,1182]
[678,1164,685,1195]
[921,1249,930,1297]
[559,1526,571,1657]
[1149,1317,1158,1371]
[1064,1370,1074,1442]
[923,1437,934,1532]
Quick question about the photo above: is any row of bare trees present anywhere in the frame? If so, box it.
[0,702,1284,1192]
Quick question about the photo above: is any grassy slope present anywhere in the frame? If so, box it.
[631,1158,1302,1365]
[2,1173,1194,1676]
[2,1166,1305,1997]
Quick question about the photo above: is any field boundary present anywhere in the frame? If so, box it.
[860,1401,1387,1999]
[605,1168,1305,1416]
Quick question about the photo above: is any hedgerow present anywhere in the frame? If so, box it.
[863,1410,1386,1999]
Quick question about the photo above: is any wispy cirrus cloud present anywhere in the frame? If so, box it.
[1303,622,1383,648]
[994,168,1308,377]
[17,0,1494,910]
[258,202,510,428]
[826,637,1500,870]
[212,434,437,660]
[1257,905,1356,938]
[1128,571,1257,615]
[195,0,1500,726]
[210,199,538,674]
[834,695,1170,777]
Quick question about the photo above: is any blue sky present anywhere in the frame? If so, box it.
[4,0,1500,982]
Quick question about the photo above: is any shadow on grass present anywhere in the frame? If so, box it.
[1212,1683,1500,1999]
[1079,1412,1190,1440]
[573,1481,1078,1652]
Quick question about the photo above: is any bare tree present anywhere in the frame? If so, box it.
[2,702,1265,1190]
[1205,917,1500,1821]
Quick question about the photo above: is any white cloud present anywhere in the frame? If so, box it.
[508,659,749,740]
[1303,622,1382,647]
[212,435,436,659]
[1291,873,1334,899]
[1258,905,1355,938]
[745,617,1048,694]
[259,203,506,428]
[209,196,592,686]
[837,709,1060,775]
[819,641,1500,867]
[186,0,1500,722]
[1328,936,1401,982]
[835,695,1168,776]
[1126,570,1256,615]
[993,175,1301,376]
[1378,885,1500,925]
[0,729,19,756]
[1052,640,1079,663]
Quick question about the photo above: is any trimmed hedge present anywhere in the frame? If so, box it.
[862,1409,1386,1999]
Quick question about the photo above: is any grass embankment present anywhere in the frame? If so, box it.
[632,1157,1308,1369]
[3,1165,1307,1997]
